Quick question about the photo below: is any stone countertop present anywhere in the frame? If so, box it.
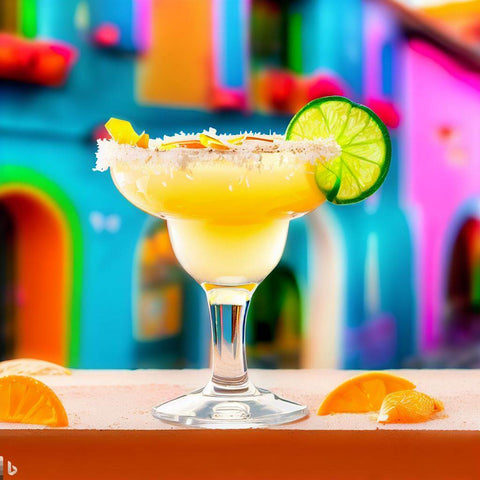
[1,369,479,480]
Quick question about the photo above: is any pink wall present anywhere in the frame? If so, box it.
[404,39,480,350]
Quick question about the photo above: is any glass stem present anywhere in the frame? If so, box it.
[203,284,257,395]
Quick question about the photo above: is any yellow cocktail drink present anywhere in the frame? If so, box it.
[97,97,390,429]
[98,134,340,285]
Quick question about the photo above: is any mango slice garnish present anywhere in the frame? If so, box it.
[104,119,275,151]
[105,118,149,149]
[105,118,139,145]
[199,133,232,150]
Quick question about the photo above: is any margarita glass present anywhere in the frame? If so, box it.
[96,97,390,428]
[97,131,340,427]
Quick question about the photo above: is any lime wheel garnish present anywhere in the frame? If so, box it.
[286,96,391,204]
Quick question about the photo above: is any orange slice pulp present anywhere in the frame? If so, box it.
[317,372,415,415]
[378,390,444,424]
[0,375,68,427]
[0,358,71,376]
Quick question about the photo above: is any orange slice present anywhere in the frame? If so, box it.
[0,375,68,427]
[378,390,444,424]
[0,359,71,376]
[317,372,415,415]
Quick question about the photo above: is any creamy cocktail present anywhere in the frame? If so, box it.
[96,96,391,428]
[102,134,338,285]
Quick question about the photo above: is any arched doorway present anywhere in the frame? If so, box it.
[0,205,15,360]
[444,215,480,345]
[0,166,83,366]
[0,189,68,364]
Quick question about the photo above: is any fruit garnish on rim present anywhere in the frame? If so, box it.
[103,119,278,151]
[286,96,391,204]
[105,118,149,148]
[199,133,232,150]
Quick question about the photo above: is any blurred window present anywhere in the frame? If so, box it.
[0,0,36,38]
[445,217,480,345]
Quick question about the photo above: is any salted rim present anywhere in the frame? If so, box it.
[94,130,341,172]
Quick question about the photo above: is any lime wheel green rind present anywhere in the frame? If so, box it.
[285,96,391,205]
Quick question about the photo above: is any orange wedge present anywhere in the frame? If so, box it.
[0,375,68,427]
[0,359,71,376]
[317,372,415,415]
[378,390,444,424]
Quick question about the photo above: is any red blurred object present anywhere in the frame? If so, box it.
[462,19,480,43]
[265,69,296,112]
[365,98,401,129]
[92,124,110,142]
[0,34,77,87]
[307,75,346,101]
[211,87,247,111]
[437,125,455,141]
[92,23,121,48]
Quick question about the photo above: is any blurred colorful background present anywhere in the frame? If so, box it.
[0,0,479,370]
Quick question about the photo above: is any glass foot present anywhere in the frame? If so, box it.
[152,383,309,429]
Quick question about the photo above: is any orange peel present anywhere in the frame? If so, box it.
[244,135,274,142]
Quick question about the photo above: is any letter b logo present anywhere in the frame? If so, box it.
[7,461,17,476]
